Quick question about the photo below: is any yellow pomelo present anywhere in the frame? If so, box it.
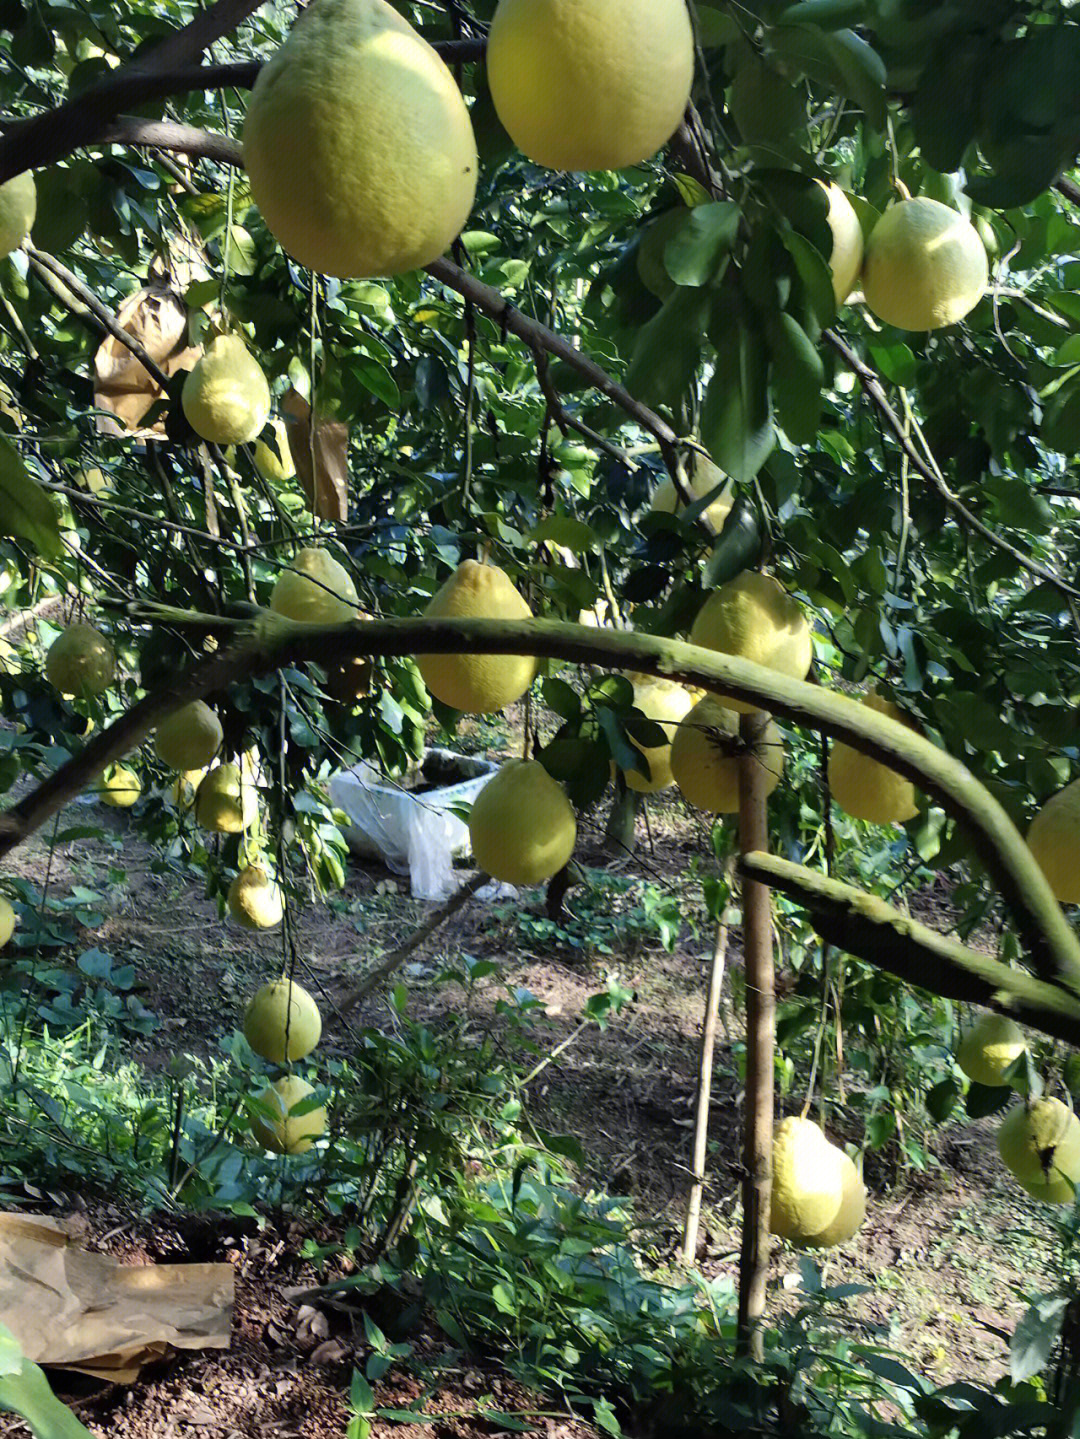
[270,546,359,625]
[195,763,257,834]
[0,172,35,258]
[619,674,695,794]
[1028,779,1080,904]
[244,0,477,279]
[182,335,271,446]
[45,622,116,698]
[821,181,863,305]
[253,418,295,484]
[98,764,141,808]
[957,1013,1026,1089]
[487,0,694,171]
[862,197,988,332]
[650,454,733,535]
[803,1152,866,1249]
[670,695,784,813]
[690,572,812,713]
[228,865,284,930]
[244,978,322,1063]
[998,1097,1080,1203]
[770,1116,846,1243]
[417,560,536,714]
[469,759,576,886]
[0,896,16,948]
[169,768,207,810]
[154,700,223,771]
[76,466,110,496]
[251,1075,326,1155]
[828,694,918,826]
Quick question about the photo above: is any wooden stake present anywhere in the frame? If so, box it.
[736,709,776,1361]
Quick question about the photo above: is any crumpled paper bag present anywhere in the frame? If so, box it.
[0,1213,234,1383]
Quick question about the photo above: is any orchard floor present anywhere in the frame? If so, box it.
[0,751,1063,1438]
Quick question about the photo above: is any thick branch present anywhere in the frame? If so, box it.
[97,116,244,167]
[740,852,1080,1046]
[826,329,1080,601]
[5,613,1079,993]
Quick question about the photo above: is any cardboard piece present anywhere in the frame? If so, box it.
[0,1213,234,1383]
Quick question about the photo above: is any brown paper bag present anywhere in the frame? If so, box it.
[93,284,201,438]
[280,387,349,522]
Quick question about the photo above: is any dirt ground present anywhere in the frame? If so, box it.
[0,755,1065,1437]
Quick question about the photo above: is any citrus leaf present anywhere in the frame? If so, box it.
[664,201,740,287]
[823,30,887,131]
[702,318,775,483]
[624,286,709,410]
[0,434,63,560]
[909,40,986,174]
[779,229,836,330]
[767,310,824,444]
[0,1345,94,1437]
[702,498,762,587]
[1011,1296,1070,1384]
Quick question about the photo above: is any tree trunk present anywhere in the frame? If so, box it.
[736,710,776,1362]
[604,775,640,856]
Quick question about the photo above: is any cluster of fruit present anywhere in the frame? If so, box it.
[242,977,327,1155]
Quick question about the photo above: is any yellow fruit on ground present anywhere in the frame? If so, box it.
[45,623,116,698]
[229,866,284,930]
[803,1152,866,1249]
[169,768,207,810]
[0,172,35,258]
[769,1116,846,1243]
[0,897,16,948]
[828,694,918,826]
[244,978,322,1063]
[195,763,257,833]
[1028,779,1080,905]
[650,454,734,535]
[690,572,812,713]
[251,1075,326,1155]
[270,546,359,625]
[417,560,536,714]
[861,197,988,332]
[98,764,141,808]
[469,759,576,886]
[154,700,223,771]
[181,335,271,446]
[487,0,694,171]
[957,1013,1027,1089]
[620,674,695,794]
[821,181,863,305]
[998,1098,1080,1203]
[243,0,477,279]
[253,418,295,483]
[670,694,784,813]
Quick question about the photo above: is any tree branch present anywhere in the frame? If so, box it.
[739,851,1080,1046]
[4,611,1079,993]
[825,328,1080,601]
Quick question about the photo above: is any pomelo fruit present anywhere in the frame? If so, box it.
[244,977,322,1063]
[670,694,784,813]
[998,1097,1080,1203]
[253,418,295,484]
[486,0,694,171]
[251,1075,326,1155]
[182,335,271,446]
[957,1013,1027,1089]
[154,700,223,771]
[0,896,16,948]
[98,764,141,808]
[45,623,116,698]
[169,768,207,811]
[243,0,477,278]
[828,694,918,826]
[821,181,863,305]
[0,172,35,258]
[619,674,695,794]
[1028,779,1080,905]
[417,560,536,714]
[228,865,284,930]
[861,197,988,332]
[195,763,257,834]
[270,546,359,625]
[769,1115,846,1243]
[802,1151,866,1249]
[650,454,733,535]
[469,759,576,886]
[690,572,812,712]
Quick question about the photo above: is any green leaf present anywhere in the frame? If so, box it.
[823,29,888,130]
[964,1081,1012,1119]
[729,44,808,156]
[701,317,775,483]
[869,342,917,387]
[777,0,865,24]
[767,311,824,444]
[224,224,257,277]
[624,286,710,410]
[925,1077,961,1124]
[0,1338,94,1438]
[780,227,837,330]
[352,357,399,410]
[527,514,596,553]
[663,202,740,287]
[1011,1296,1070,1384]
[541,677,581,722]
[1040,377,1080,454]
[909,40,986,174]
[702,497,763,586]
[0,435,63,560]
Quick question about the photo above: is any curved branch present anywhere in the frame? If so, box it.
[740,851,1080,1046]
[3,612,1078,993]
